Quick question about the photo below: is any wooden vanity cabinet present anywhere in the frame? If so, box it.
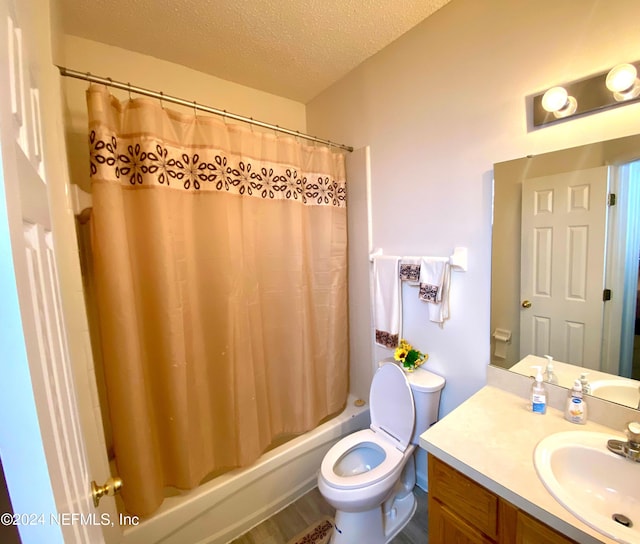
[427,454,580,544]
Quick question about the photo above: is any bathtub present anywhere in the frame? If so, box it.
[122,395,369,544]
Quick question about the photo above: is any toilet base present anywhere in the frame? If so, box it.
[329,491,417,544]
[383,491,416,542]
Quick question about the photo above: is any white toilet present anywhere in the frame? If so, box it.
[318,362,445,544]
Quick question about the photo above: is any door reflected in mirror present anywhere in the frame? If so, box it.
[491,133,640,406]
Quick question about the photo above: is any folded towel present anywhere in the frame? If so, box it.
[419,259,451,325]
[399,257,421,285]
[373,257,402,348]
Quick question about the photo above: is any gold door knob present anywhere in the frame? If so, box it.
[521,300,532,308]
[91,477,123,507]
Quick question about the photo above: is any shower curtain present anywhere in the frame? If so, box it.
[86,85,348,517]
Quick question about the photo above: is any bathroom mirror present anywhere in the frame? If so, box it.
[490,132,640,406]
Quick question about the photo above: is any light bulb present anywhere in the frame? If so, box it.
[606,63,640,101]
[606,64,637,93]
[541,86,577,118]
[541,87,568,112]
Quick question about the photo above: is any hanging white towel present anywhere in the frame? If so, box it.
[419,259,445,303]
[419,259,451,325]
[430,263,451,325]
[373,257,402,348]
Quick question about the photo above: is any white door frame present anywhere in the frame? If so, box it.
[0,0,120,542]
[602,161,640,377]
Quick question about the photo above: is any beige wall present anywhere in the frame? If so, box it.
[59,35,307,192]
[306,0,640,418]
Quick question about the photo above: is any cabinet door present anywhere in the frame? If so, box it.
[429,455,499,539]
[429,497,496,544]
[517,510,579,544]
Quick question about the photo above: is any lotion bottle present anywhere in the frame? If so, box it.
[544,355,558,385]
[565,379,587,424]
[530,366,547,415]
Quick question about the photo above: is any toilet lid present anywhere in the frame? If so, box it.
[370,363,415,451]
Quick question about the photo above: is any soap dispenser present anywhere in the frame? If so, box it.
[565,379,587,424]
[530,366,547,415]
[579,372,591,395]
[544,355,558,385]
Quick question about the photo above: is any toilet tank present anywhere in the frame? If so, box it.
[405,368,445,444]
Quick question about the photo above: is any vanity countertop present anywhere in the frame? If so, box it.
[419,385,623,544]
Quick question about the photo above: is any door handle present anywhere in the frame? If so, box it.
[91,477,123,507]
[521,300,532,308]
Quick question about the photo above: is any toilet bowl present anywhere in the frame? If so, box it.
[318,362,445,544]
[318,429,413,512]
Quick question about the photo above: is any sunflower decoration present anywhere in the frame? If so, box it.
[394,339,428,372]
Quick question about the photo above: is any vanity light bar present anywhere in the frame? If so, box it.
[532,60,640,127]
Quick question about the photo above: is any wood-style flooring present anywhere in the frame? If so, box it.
[230,486,429,544]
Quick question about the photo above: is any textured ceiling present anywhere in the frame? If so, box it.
[58,0,452,103]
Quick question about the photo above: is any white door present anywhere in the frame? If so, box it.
[0,0,120,542]
[520,166,609,369]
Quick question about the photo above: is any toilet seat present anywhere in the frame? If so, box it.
[320,428,404,490]
[320,364,416,492]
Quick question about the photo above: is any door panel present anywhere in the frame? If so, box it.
[520,167,609,369]
[0,0,117,542]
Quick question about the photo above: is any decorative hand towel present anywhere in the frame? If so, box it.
[433,262,451,324]
[419,258,451,325]
[418,258,446,303]
[399,258,421,285]
[373,257,402,348]
[427,262,451,325]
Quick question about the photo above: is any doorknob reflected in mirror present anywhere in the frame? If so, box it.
[522,300,532,308]
[91,477,122,507]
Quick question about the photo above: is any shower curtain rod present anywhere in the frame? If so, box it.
[57,66,354,152]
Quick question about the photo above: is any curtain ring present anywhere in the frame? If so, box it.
[127,83,132,100]
[222,109,227,124]
[193,100,198,117]
[159,91,165,109]
[249,117,255,133]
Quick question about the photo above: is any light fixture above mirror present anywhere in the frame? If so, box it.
[533,60,640,127]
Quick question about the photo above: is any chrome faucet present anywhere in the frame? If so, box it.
[607,422,640,462]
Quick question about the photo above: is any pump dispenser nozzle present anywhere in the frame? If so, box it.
[544,355,558,385]
[579,372,591,395]
[532,365,543,382]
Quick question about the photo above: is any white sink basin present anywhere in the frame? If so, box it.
[589,379,639,408]
[534,431,640,543]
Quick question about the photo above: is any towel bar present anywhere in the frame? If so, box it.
[368,247,468,272]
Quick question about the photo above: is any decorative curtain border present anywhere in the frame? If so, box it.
[89,128,347,207]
